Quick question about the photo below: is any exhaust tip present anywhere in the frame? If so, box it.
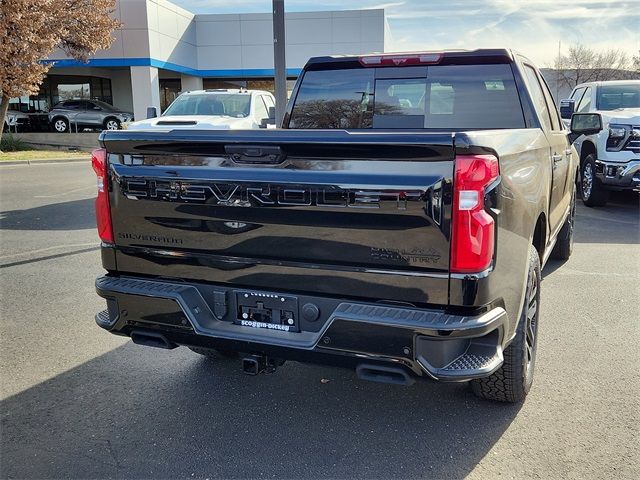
[130,330,177,349]
[356,364,415,386]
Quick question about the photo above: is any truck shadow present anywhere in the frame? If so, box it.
[0,198,95,231]
[1,344,521,479]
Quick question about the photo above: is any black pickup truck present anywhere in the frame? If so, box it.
[93,49,580,402]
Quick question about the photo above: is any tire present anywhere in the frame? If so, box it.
[188,346,238,359]
[104,118,121,131]
[471,245,541,402]
[551,186,576,260]
[581,154,609,207]
[52,117,69,133]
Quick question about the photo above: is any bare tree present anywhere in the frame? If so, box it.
[633,50,640,74]
[554,44,639,91]
[0,0,120,143]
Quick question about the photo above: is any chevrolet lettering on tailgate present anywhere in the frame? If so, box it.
[121,178,424,210]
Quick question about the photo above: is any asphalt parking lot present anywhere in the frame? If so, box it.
[1,161,638,479]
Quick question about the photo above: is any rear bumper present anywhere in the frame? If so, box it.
[95,275,507,382]
[595,159,640,190]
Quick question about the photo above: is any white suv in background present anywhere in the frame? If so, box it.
[560,80,640,206]
[128,89,277,131]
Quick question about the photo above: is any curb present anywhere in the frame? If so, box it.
[0,157,91,166]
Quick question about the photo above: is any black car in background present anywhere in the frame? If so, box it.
[48,99,133,133]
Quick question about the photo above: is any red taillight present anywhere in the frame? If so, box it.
[91,148,114,243]
[451,154,499,273]
[358,52,442,67]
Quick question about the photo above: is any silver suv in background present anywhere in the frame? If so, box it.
[48,99,134,133]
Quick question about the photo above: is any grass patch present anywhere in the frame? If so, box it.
[0,150,91,162]
[1,135,31,152]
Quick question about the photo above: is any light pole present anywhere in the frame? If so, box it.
[272,0,287,127]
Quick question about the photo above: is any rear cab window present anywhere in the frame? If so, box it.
[288,63,525,129]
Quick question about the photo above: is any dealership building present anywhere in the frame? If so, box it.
[10,0,387,122]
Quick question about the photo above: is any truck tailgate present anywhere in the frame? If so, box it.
[101,130,454,305]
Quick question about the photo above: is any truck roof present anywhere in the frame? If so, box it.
[181,89,272,96]
[574,79,640,89]
[304,48,519,70]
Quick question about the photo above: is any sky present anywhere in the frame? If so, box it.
[173,0,639,67]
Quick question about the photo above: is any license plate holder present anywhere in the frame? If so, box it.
[235,290,299,332]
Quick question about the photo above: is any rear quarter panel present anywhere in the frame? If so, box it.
[453,128,551,341]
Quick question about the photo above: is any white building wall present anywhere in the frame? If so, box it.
[47,1,385,74]
[195,9,385,72]
[147,0,197,69]
[130,66,160,120]
[40,1,386,120]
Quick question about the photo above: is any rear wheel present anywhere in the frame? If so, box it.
[581,154,609,207]
[189,346,238,359]
[471,245,540,402]
[52,118,69,133]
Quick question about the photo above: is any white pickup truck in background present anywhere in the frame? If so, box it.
[128,89,277,131]
[560,80,640,206]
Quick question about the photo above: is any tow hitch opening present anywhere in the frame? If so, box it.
[241,355,285,375]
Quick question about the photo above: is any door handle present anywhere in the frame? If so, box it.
[552,154,562,163]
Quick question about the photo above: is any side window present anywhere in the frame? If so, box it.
[577,87,592,113]
[254,96,269,122]
[263,95,275,110]
[571,87,585,102]
[523,65,552,131]
[62,101,81,110]
[539,76,562,130]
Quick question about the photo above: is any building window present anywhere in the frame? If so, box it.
[9,75,114,114]
[49,75,113,106]
[160,79,181,112]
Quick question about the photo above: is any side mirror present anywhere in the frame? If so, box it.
[559,99,575,119]
[268,106,276,120]
[93,106,102,111]
[146,106,158,119]
[570,113,602,135]
[568,113,602,143]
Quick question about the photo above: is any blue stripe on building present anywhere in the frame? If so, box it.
[45,58,303,78]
